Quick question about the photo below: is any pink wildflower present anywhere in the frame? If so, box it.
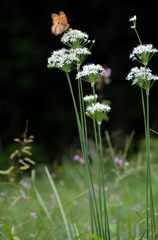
[73,153,84,165]
[114,156,123,166]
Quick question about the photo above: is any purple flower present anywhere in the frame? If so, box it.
[102,67,112,80]
[19,179,31,189]
[73,154,84,165]
[96,65,112,90]
[114,156,123,166]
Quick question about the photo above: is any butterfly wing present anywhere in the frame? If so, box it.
[51,11,69,35]
[51,24,66,35]
[59,11,69,28]
[51,13,59,25]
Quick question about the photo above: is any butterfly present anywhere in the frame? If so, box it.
[51,11,70,35]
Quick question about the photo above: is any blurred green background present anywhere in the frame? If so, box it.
[0,0,158,162]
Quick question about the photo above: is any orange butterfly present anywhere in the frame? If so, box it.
[51,11,70,35]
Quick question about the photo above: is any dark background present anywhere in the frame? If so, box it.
[1,0,158,162]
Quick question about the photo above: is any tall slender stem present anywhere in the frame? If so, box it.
[98,124,110,240]
[146,90,156,239]
[141,88,149,238]
[141,87,156,240]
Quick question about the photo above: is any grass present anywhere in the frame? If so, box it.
[0,138,158,239]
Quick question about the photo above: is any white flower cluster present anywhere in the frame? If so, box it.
[86,102,111,124]
[74,47,91,55]
[86,102,111,113]
[47,48,90,70]
[130,44,158,60]
[76,64,104,79]
[83,94,98,102]
[126,67,158,83]
[61,29,89,44]
[48,48,78,69]
[129,15,137,22]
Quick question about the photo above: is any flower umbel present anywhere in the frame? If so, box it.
[130,44,158,65]
[76,64,104,87]
[126,66,158,90]
[86,102,111,125]
[47,48,79,72]
[83,94,98,106]
[61,29,89,48]
[73,47,91,66]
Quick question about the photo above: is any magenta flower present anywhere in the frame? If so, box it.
[73,154,84,165]
[102,66,112,80]
[114,156,123,166]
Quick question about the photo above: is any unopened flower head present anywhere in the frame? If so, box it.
[129,15,137,29]
[61,29,89,48]
[47,48,79,72]
[83,94,98,105]
[130,44,158,65]
[86,102,111,125]
[129,15,137,22]
[126,66,158,90]
[76,64,104,86]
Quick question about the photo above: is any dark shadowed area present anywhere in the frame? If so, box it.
[1,0,158,162]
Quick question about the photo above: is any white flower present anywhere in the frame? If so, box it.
[76,64,104,85]
[126,66,158,90]
[83,94,97,105]
[126,67,158,81]
[129,15,137,22]
[83,94,98,102]
[130,44,158,62]
[47,48,79,71]
[86,102,111,113]
[86,102,111,124]
[72,47,91,56]
[61,29,89,47]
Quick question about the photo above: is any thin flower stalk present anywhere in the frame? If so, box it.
[98,123,110,240]
[77,76,101,235]
[66,70,102,236]
[128,15,157,240]
[91,85,106,239]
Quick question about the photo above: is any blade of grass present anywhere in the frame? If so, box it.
[45,166,72,240]
[31,170,52,222]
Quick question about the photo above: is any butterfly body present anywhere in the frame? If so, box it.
[51,11,69,35]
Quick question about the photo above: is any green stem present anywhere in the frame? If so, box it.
[141,89,149,238]
[91,85,105,238]
[146,90,156,239]
[141,88,156,239]
[98,124,110,240]
[134,28,142,45]
[65,72,83,147]
[78,78,101,236]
